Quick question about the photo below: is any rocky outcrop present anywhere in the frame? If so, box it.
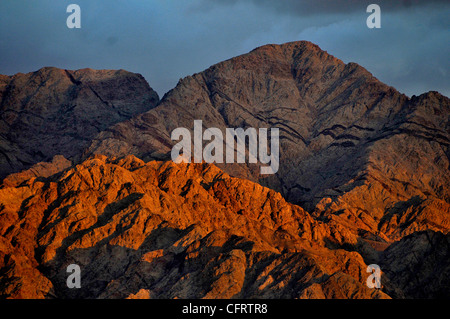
[0,67,159,178]
[1,155,71,188]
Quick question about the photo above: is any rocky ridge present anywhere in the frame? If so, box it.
[1,155,448,299]
[0,155,391,299]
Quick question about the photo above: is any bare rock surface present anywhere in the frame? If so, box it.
[1,155,71,188]
[86,41,450,244]
[0,41,449,299]
[1,155,448,299]
[0,155,394,299]
[0,67,159,178]
[379,230,450,299]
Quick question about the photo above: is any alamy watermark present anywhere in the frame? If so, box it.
[170,120,279,175]
[66,4,81,29]
[66,4,381,30]
[366,264,382,289]
[66,264,81,289]
[367,4,381,29]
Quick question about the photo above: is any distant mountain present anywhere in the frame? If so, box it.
[0,67,159,178]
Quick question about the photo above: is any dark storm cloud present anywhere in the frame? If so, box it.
[0,0,448,97]
[202,0,449,14]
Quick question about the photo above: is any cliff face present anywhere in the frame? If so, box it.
[0,41,449,299]
[0,67,159,178]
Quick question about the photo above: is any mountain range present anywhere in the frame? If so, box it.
[0,41,449,299]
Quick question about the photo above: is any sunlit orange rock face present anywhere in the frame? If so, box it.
[0,41,449,299]
[0,155,449,299]
[0,155,390,299]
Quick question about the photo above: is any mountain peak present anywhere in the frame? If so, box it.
[247,40,345,66]
[250,40,325,54]
[85,40,449,234]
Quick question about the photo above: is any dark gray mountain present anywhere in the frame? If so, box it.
[0,67,159,178]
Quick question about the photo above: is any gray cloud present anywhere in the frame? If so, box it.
[200,0,449,14]
[0,0,448,97]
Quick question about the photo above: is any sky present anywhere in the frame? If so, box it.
[0,0,448,98]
